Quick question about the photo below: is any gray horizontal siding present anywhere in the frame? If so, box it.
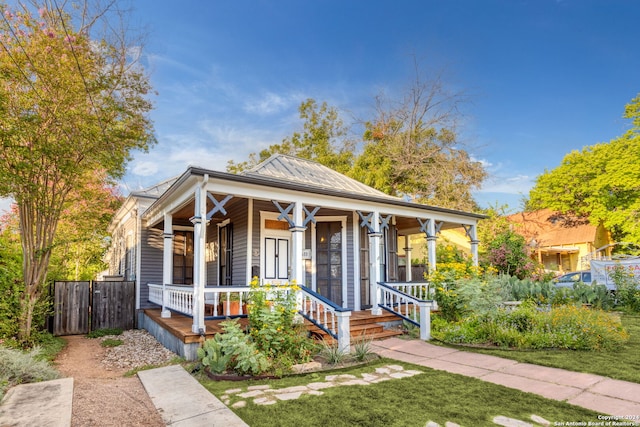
[139,227,163,309]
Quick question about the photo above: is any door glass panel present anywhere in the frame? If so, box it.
[277,239,289,280]
[265,238,276,279]
[316,222,342,305]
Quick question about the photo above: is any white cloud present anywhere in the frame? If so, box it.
[131,161,159,176]
[243,91,303,115]
[479,174,534,195]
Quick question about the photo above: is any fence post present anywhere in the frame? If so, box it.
[418,301,431,341]
[335,310,352,354]
[161,283,171,318]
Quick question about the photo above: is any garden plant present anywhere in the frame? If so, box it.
[198,279,318,377]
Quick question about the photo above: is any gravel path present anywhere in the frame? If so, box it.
[54,330,178,426]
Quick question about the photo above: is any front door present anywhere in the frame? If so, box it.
[316,221,342,305]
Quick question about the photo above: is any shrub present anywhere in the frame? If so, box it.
[432,304,629,351]
[611,265,640,312]
[0,346,59,400]
[484,230,538,279]
[321,341,346,365]
[352,335,373,362]
[197,319,270,376]
[248,279,317,372]
[198,279,318,377]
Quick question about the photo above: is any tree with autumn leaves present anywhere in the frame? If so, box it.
[229,69,486,212]
[0,1,154,342]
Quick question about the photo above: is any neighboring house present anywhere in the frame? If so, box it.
[103,177,177,288]
[507,209,613,273]
[105,154,485,357]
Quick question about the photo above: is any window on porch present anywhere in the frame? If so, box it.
[173,230,194,285]
[219,223,233,285]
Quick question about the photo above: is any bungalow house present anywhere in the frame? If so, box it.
[507,209,614,274]
[105,154,485,359]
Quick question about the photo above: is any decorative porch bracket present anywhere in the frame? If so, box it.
[462,224,480,266]
[379,214,392,230]
[417,218,443,238]
[272,200,296,227]
[303,206,321,227]
[206,194,233,220]
[357,211,374,233]
[462,224,473,240]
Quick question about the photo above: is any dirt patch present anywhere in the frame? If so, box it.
[54,335,165,427]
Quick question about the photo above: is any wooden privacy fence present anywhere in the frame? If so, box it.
[53,281,135,336]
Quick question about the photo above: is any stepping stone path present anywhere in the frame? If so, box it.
[221,364,422,407]
[221,366,553,427]
[426,414,551,426]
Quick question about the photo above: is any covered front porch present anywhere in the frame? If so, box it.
[144,280,435,360]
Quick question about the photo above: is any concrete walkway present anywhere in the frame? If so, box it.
[137,365,249,427]
[0,378,73,427]
[372,337,640,417]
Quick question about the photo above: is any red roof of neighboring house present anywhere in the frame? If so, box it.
[507,209,596,247]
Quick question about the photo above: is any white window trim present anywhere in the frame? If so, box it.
[259,211,295,283]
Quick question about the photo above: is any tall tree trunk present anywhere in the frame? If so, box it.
[17,199,58,342]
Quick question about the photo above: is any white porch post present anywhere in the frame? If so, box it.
[336,310,352,353]
[418,300,431,340]
[161,213,173,318]
[427,219,437,273]
[369,211,383,315]
[469,224,479,267]
[404,235,412,281]
[290,202,306,285]
[191,179,208,334]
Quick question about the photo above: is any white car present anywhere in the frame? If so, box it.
[553,271,592,288]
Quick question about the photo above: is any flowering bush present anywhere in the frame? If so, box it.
[432,302,629,351]
[247,278,317,374]
[484,230,539,279]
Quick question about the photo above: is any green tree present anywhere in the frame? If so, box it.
[0,207,23,340]
[349,70,486,211]
[227,99,354,174]
[0,2,154,342]
[528,93,640,244]
[47,170,122,281]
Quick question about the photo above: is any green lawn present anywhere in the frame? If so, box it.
[431,313,640,384]
[198,359,600,427]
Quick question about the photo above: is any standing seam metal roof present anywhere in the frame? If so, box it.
[242,154,399,200]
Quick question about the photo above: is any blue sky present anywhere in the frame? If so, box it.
[4,1,639,214]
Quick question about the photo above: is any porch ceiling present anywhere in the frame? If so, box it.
[394,216,465,235]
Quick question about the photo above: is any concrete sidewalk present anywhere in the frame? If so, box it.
[372,337,640,417]
[138,364,249,427]
[0,378,73,427]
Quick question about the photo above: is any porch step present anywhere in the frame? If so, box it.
[305,310,405,344]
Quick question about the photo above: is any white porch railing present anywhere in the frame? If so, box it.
[298,286,351,353]
[148,283,352,353]
[375,281,433,340]
[147,284,251,317]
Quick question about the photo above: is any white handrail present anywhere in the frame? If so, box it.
[148,284,250,317]
[375,282,432,341]
[298,286,351,353]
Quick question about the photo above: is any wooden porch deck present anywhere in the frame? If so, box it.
[142,308,404,345]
